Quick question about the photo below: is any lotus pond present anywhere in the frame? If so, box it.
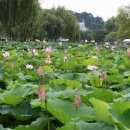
[0,41,130,130]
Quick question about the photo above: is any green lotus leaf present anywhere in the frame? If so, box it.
[83,58,100,66]
[57,121,115,130]
[44,66,53,73]
[89,98,113,123]
[46,98,95,124]
[107,75,123,84]
[61,60,78,70]
[85,89,119,103]
[14,117,47,130]
[0,101,41,120]
[0,87,31,105]
[110,101,130,129]
[90,98,129,130]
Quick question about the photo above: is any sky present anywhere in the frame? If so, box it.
[40,0,130,21]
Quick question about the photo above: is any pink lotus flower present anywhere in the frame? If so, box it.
[3,52,10,58]
[45,47,51,58]
[33,49,38,56]
[127,49,130,56]
[101,71,107,80]
[38,87,46,100]
[37,66,44,75]
[63,56,67,62]
[26,64,33,69]
[45,47,51,54]
[10,63,14,70]
[87,65,98,71]
[74,94,82,108]
[45,59,52,64]
[33,51,38,56]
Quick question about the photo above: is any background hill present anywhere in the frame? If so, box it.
[75,12,104,30]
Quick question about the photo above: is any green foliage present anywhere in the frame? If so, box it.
[117,6,130,39]
[105,32,117,42]
[42,12,64,40]
[105,17,118,33]
[38,7,80,41]
[0,41,130,129]
[0,0,39,40]
[31,98,95,124]
[57,121,115,130]
[0,86,31,105]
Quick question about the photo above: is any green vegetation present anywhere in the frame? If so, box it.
[0,0,39,40]
[0,41,129,130]
[35,7,80,41]
[0,1,130,42]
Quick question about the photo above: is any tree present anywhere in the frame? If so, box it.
[92,29,107,43]
[0,0,39,40]
[36,7,80,41]
[43,13,64,40]
[105,17,118,33]
[105,32,117,43]
[117,6,130,39]
[56,7,80,41]
[0,22,5,35]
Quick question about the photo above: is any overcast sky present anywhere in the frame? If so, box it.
[40,0,130,21]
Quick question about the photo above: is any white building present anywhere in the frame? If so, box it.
[78,19,88,31]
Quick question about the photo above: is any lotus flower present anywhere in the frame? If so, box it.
[10,63,14,70]
[87,65,98,71]
[45,59,52,64]
[45,47,51,54]
[127,48,130,56]
[34,52,38,56]
[38,87,46,100]
[26,64,33,69]
[32,49,38,56]
[45,47,51,58]
[101,71,107,80]
[63,56,67,62]
[74,94,82,108]
[37,66,44,75]
[32,49,36,53]
[3,52,10,58]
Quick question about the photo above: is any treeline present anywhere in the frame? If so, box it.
[0,0,79,41]
[75,7,130,43]
[0,0,130,42]
[34,7,80,41]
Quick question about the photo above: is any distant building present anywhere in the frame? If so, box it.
[78,19,88,31]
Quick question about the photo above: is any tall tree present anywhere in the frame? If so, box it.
[117,6,130,39]
[43,12,64,40]
[56,7,80,41]
[105,17,118,33]
[0,0,39,40]
[37,7,80,41]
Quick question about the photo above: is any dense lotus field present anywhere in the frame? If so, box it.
[0,41,130,130]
